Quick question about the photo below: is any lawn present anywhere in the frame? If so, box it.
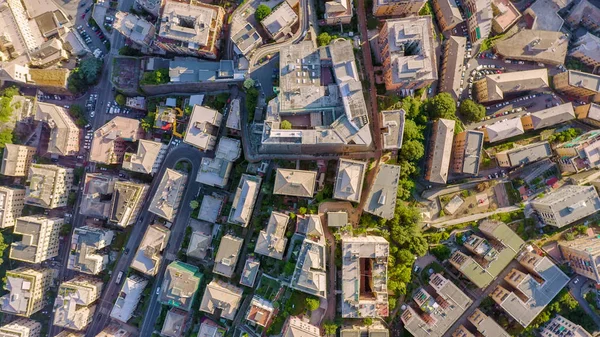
[255,275,282,301]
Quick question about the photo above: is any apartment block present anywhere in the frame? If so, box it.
[67,226,115,275]
[381,109,405,150]
[199,280,242,320]
[483,118,524,143]
[334,159,367,203]
[1,267,53,317]
[282,317,320,337]
[495,142,552,168]
[95,322,132,337]
[569,33,600,68]
[439,36,467,100]
[90,117,141,165]
[274,169,317,198]
[24,164,73,209]
[555,130,600,172]
[491,251,569,327]
[565,0,600,32]
[433,0,463,31]
[401,273,472,337]
[451,130,484,176]
[425,119,455,184]
[522,0,569,31]
[342,236,389,317]
[159,261,202,311]
[540,315,592,337]
[228,174,262,227]
[10,216,63,264]
[155,0,225,59]
[0,318,41,337]
[131,224,170,276]
[468,309,511,337]
[364,164,401,219]
[213,235,243,278]
[464,0,492,43]
[109,181,148,227]
[230,18,262,56]
[0,144,35,177]
[532,185,600,228]
[246,296,275,327]
[290,215,327,298]
[475,69,549,103]
[110,275,148,323]
[240,257,260,288]
[520,102,575,130]
[186,220,213,260]
[559,236,600,283]
[122,139,166,175]
[378,16,437,91]
[34,102,79,156]
[183,105,223,151]
[255,212,289,260]
[553,70,600,99]
[323,0,353,25]
[53,276,103,331]
[196,137,241,188]
[260,1,298,41]
[148,168,188,222]
[161,308,188,337]
[373,0,426,16]
[494,29,568,65]
[0,187,25,228]
[113,12,155,47]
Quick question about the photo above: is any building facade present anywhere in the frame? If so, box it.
[1,267,53,317]
[0,187,26,228]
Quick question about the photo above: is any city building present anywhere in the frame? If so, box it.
[183,105,223,151]
[401,273,472,337]
[522,0,570,31]
[125,96,146,110]
[240,257,260,287]
[578,103,600,127]
[110,275,148,323]
[34,102,79,156]
[130,224,170,276]
[95,323,132,337]
[553,70,600,99]
[364,164,401,219]
[67,226,114,275]
[255,212,289,260]
[451,326,475,337]
[468,309,511,337]
[122,139,167,175]
[53,276,103,331]
[228,174,262,227]
[475,69,549,102]
[378,16,437,91]
[260,1,298,41]
[246,296,275,327]
[227,98,241,131]
[520,102,575,130]
[197,193,224,223]
[79,174,116,219]
[113,12,155,47]
[1,267,53,317]
[540,315,593,337]
[0,144,35,177]
[167,58,244,84]
[10,216,62,264]
[483,118,524,143]
[494,30,568,65]
[196,137,241,188]
[153,106,179,130]
[155,0,225,59]
[262,39,372,154]
[273,169,317,198]
[197,321,224,337]
[495,142,552,168]
[532,185,600,227]
[491,251,569,327]
[342,236,389,318]
[433,0,463,32]
[0,318,41,337]
[439,36,467,100]
[185,220,213,260]
[230,18,262,56]
[333,159,366,203]
[109,181,148,227]
[372,0,426,16]
[451,130,484,176]
[90,117,142,165]
[323,0,353,25]
[0,187,25,228]
[381,109,405,150]
[199,280,243,320]
[569,33,600,68]
[425,118,455,184]
[327,211,348,227]
[449,219,525,288]
[281,317,320,337]
[555,130,600,172]
[290,216,327,298]
[464,0,492,43]
[491,0,521,33]
[559,236,600,283]
[160,308,187,337]
[24,164,73,209]
[135,0,162,16]
[213,235,243,278]
[148,168,188,222]
[340,324,389,337]
[564,0,600,32]
[159,261,202,311]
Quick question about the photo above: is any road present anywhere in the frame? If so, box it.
[569,276,600,331]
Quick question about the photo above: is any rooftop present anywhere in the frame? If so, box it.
[426,118,455,184]
[148,168,188,222]
[540,314,593,337]
[109,181,148,227]
[228,174,262,227]
[531,185,600,228]
[468,308,511,337]
[183,105,222,151]
[0,144,35,177]
[364,164,401,219]
[67,226,114,275]
[290,218,327,298]
[168,58,241,83]
[527,102,575,129]
[525,0,571,31]
[197,193,223,223]
[90,117,141,165]
[113,11,155,46]
[130,224,170,276]
[53,276,102,331]
[161,308,188,337]
[494,30,568,65]
[440,36,466,100]
[476,68,549,102]
[327,211,348,227]
[199,280,243,320]
[282,317,320,337]
[260,1,298,39]
[158,0,222,47]
[255,212,289,260]
[246,296,275,327]
[566,70,600,93]
[497,142,552,167]
[213,235,243,278]
[485,118,525,143]
[230,19,262,55]
[34,102,79,156]
[25,164,73,209]
[10,216,62,263]
[186,220,213,260]
[79,174,115,219]
[240,257,260,287]
[122,139,166,175]
[334,159,367,203]
[110,275,148,323]
[460,130,484,175]
[159,261,202,311]
[274,169,317,198]
[381,109,405,149]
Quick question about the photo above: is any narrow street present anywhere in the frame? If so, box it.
[569,277,600,330]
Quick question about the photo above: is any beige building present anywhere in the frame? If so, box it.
[439,36,467,100]
[323,0,353,25]
[159,261,202,311]
[273,169,317,198]
[465,0,492,43]
[451,130,484,176]
[495,142,552,168]
[433,0,463,31]
[373,0,426,16]
[183,105,223,151]
[148,168,188,222]
[161,308,188,337]
[475,68,549,102]
[122,139,166,175]
[531,185,600,228]
[0,318,42,337]
[0,144,36,177]
[228,174,262,227]
[131,224,170,276]
[559,236,600,283]
[24,164,74,209]
[425,119,455,184]
[213,235,243,278]
[378,17,437,91]
[113,11,155,47]
[53,276,103,331]
[0,187,26,228]
[95,323,132,337]
[569,33,600,68]
[199,280,243,320]
[364,164,401,219]
[494,29,568,65]
[109,181,149,228]
[1,267,53,317]
[553,70,600,99]
[381,109,405,150]
[333,159,366,203]
[540,315,592,337]
[155,0,225,59]
[468,309,511,337]
[260,1,298,41]
[34,102,79,157]
[255,212,289,260]
[89,117,141,165]
[110,275,148,323]
[290,215,327,298]
[67,226,115,275]
[10,216,63,264]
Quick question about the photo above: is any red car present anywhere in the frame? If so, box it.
[81,13,86,19]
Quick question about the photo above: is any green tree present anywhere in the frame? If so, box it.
[317,32,332,46]
[402,119,424,141]
[68,58,103,93]
[255,4,272,21]
[243,78,255,89]
[323,321,338,336]
[140,69,169,85]
[305,298,320,311]
[0,129,13,148]
[283,262,295,276]
[428,93,456,119]
[115,94,126,106]
[280,120,292,129]
[1,86,19,99]
[459,99,485,122]
[364,318,373,326]
[190,200,199,209]
[298,207,307,215]
[399,140,425,161]
[430,245,451,260]
[141,112,156,131]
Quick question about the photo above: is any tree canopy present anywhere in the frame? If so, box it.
[317,32,337,46]
[68,58,103,93]
[305,298,320,311]
[459,99,485,122]
[428,92,456,119]
[399,139,425,162]
[140,68,169,85]
[115,94,126,106]
[255,4,272,21]
[280,120,292,129]
[243,78,255,90]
